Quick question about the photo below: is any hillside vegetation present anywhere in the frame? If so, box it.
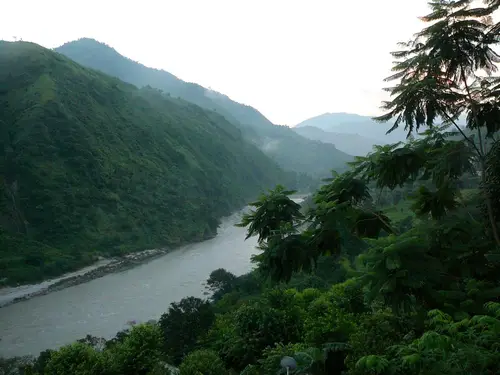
[0,41,291,284]
[55,38,353,177]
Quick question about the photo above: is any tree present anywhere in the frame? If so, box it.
[213,297,303,371]
[108,324,164,375]
[236,185,304,244]
[0,356,33,375]
[251,231,313,282]
[77,335,107,351]
[179,349,227,375]
[373,0,500,244]
[239,176,392,283]
[44,342,106,375]
[31,349,55,375]
[205,268,236,300]
[158,297,215,365]
[309,172,393,245]
[356,303,500,375]
[358,228,443,313]
[351,129,475,220]
[237,185,312,282]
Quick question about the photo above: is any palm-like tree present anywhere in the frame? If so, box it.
[236,185,304,244]
[374,0,500,243]
[236,185,307,282]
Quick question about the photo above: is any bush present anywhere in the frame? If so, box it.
[179,350,226,375]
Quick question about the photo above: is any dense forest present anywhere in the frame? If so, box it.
[3,0,500,374]
[55,39,354,178]
[0,41,308,285]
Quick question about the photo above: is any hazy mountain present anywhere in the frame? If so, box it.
[0,41,292,284]
[55,38,353,177]
[293,126,382,156]
[295,112,469,146]
[295,112,410,144]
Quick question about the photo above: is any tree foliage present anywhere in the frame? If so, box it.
[372,0,500,243]
[158,297,215,365]
[178,349,227,375]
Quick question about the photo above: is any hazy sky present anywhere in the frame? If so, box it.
[2,0,432,125]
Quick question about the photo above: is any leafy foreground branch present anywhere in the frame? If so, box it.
[372,0,500,244]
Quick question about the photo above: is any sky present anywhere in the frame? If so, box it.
[1,0,432,125]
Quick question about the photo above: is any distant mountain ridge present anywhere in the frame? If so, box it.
[294,112,472,157]
[297,112,374,126]
[55,38,353,178]
[57,38,272,128]
[294,112,410,144]
[293,126,382,156]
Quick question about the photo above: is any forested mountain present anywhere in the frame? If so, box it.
[0,41,292,284]
[293,125,381,156]
[55,38,353,177]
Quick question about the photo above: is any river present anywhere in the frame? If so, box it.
[0,197,305,358]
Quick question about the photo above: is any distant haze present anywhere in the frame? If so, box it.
[294,112,410,141]
[1,0,431,125]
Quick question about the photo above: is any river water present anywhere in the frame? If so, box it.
[0,202,284,358]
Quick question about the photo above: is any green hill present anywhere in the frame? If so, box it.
[55,38,353,177]
[0,41,291,284]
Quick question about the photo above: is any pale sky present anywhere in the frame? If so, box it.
[2,0,432,125]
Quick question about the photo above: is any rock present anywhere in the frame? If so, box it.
[0,247,170,308]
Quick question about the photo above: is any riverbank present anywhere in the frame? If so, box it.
[0,197,306,357]
[0,195,309,309]
[0,248,170,308]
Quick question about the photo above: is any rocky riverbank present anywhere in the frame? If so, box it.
[0,248,170,308]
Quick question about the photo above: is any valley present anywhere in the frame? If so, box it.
[0,41,297,286]
[1,1,500,374]
[1,40,373,289]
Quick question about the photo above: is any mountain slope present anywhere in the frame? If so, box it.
[0,41,290,284]
[295,112,410,144]
[293,126,381,156]
[55,38,353,177]
[295,112,470,153]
